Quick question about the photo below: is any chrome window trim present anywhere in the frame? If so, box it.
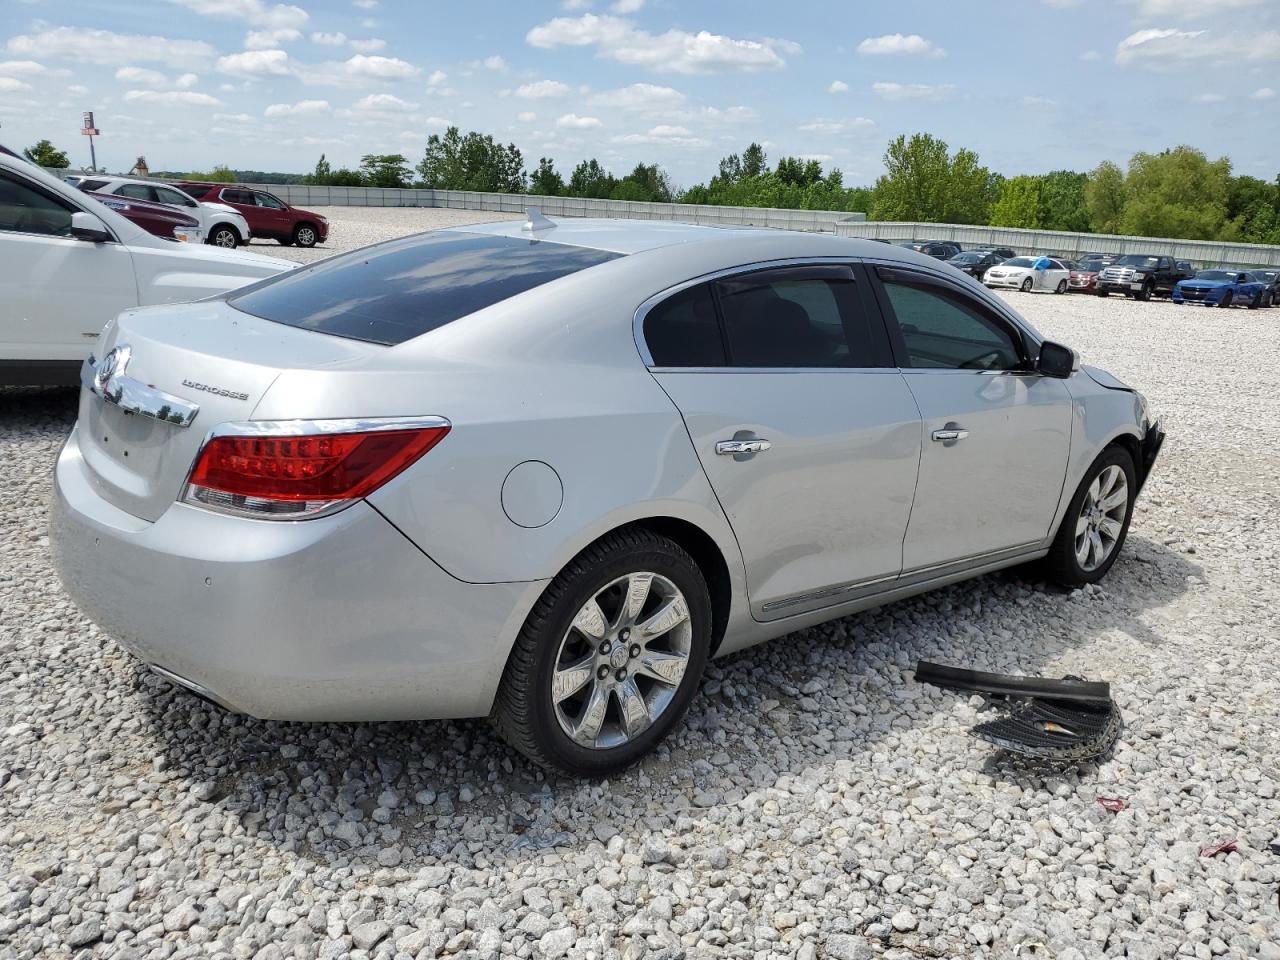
[633,256,863,369]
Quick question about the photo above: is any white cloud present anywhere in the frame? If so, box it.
[872,81,954,100]
[246,28,300,48]
[556,112,603,129]
[0,76,32,92]
[562,0,592,8]
[483,54,507,71]
[527,13,787,74]
[1021,95,1057,107]
[1191,92,1225,103]
[216,48,292,77]
[1252,86,1275,99]
[517,111,537,122]
[610,126,709,147]
[175,72,200,88]
[427,69,448,86]
[516,79,572,98]
[311,32,348,46]
[647,123,689,136]
[353,0,378,7]
[264,98,330,116]
[1080,49,1101,61]
[114,66,167,86]
[1126,0,1263,18]
[329,53,418,80]
[173,0,308,30]
[123,89,223,107]
[587,82,686,110]
[828,80,849,93]
[797,117,874,133]
[857,34,945,58]
[7,26,216,68]
[352,92,418,111]
[611,0,643,11]
[1116,28,1280,67]
[1042,0,1085,7]
[350,38,386,53]
[0,59,48,76]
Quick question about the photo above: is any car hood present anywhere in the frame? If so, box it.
[201,201,248,219]
[153,242,298,272]
[1178,279,1233,288]
[1082,364,1133,392]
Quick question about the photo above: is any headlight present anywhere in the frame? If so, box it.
[1133,272,1147,280]
[1135,391,1152,430]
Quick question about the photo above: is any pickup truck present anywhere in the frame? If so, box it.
[1095,254,1193,301]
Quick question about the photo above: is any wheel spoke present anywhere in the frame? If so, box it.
[1099,517,1123,541]
[572,683,609,746]
[616,678,651,739]
[1086,476,1101,507]
[635,649,688,687]
[1075,513,1090,536]
[1090,531,1105,566]
[1101,487,1128,512]
[619,573,654,626]
[1076,535,1091,566]
[571,598,608,641]
[637,594,689,640]
[552,655,594,703]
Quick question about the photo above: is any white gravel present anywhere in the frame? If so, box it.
[3,231,1280,959]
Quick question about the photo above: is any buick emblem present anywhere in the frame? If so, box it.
[96,343,131,392]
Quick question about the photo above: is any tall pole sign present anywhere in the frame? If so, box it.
[81,111,101,171]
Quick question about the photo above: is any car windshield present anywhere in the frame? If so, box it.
[229,231,622,345]
[1115,255,1159,267]
[950,253,980,263]
[1004,257,1035,268]
[1194,270,1237,281]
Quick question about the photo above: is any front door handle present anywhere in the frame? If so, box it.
[716,438,772,456]
[931,428,969,443]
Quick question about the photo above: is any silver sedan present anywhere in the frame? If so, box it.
[50,217,1163,775]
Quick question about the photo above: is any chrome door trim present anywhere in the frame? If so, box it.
[82,349,200,427]
[633,256,862,368]
[760,573,899,616]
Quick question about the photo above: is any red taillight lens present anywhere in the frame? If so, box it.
[184,421,449,519]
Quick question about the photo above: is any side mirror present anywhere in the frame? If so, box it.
[1037,340,1078,379]
[70,211,111,243]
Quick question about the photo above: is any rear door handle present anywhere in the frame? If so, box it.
[931,428,969,442]
[716,438,772,455]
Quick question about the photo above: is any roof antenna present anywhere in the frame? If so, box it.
[523,208,555,233]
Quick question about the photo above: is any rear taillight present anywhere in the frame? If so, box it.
[182,417,450,519]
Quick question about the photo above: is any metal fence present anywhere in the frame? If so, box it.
[46,166,1280,266]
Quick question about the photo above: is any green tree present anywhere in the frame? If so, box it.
[1084,160,1126,234]
[416,127,525,192]
[612,162,672,202]
[24,139,70,168]
[359,153,411,188]
[568,159,617,199]
[870,133,995,224]
[989,175,1043,228]
[1037,170,1091,232]
[303,153,364,186]
[1118,146,1231,240]
[529,157,565,196]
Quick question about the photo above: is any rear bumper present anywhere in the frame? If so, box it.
[50,425,545,720]
[1137,419,1164,495]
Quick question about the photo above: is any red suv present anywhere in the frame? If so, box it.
[175,183,328,247]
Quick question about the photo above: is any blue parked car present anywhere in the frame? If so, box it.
[1171,269,1267,309]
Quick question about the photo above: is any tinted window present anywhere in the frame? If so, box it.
[880,274,1023,371]
[714,268,873,368]
[117,183,154,201]
[156,186,195,207]
[220,189,254,205]
[643,284,725,367]
[0,172,73,236]
[79,178,110,192]
[230,232,621,345]
[255,192,285,209]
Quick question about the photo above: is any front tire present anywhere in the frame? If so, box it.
[208,225,239,249]
[1248,291,1262,310]
[1134,281,1152,302]
[491,529,712,776]
[1042,446,1136,587]
[1020,277,1034,293]
[293,223,319,248]
[1219,291,1233,309]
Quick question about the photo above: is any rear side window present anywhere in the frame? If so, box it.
[220,189,254,205]
[117,184,154,201]
[643,284,725,367]
[230,232,622,345]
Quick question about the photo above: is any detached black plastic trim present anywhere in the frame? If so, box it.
[914,660,1111,704]
[1137,420,1164,495]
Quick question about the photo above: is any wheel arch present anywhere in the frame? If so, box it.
[209,221,242,242]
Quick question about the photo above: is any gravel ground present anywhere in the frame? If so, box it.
[2,236,1279,959]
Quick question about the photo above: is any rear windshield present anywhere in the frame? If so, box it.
[229,231,621,345]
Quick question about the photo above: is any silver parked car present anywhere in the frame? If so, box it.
[51,217,1164,775]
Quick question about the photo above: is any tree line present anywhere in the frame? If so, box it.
[27,129,1280,244]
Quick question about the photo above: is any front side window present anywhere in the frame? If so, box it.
[230,232,621,345]
[714,268,874,368]
[879,273,1024,371]
[255,192,285,209]
[0,172,73,237]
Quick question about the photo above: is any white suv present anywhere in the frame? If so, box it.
[74,176,251,248]
[0,152,294,386]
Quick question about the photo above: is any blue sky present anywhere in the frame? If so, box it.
[2,0,1277,186]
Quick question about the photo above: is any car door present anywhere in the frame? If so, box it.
[252,191,293,238]
[217,188,264,234]
[644,263,923,619]
[870,265,1072,572]
[0,168,137,364]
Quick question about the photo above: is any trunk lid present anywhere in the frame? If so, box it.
[79,300,379,522]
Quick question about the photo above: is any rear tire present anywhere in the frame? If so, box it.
[1055,279,1068,294]
[491,529,712,776]
[1041,446,1136,587]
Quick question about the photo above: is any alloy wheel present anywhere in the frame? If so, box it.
[1074,465,1128,572]
[551,572,692,750]
[296,227,316,246]
[212,228,237,248]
